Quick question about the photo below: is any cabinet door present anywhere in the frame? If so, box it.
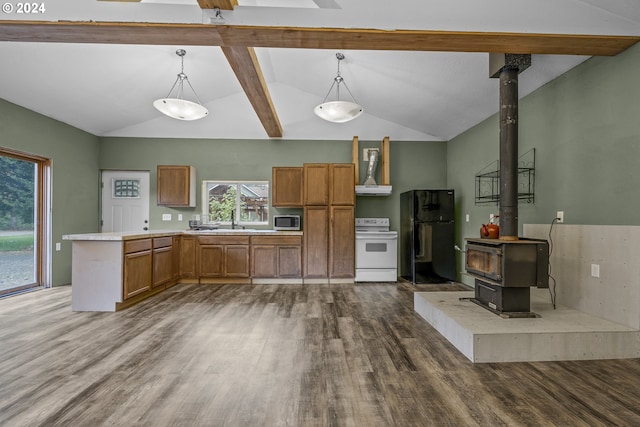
[225,245,250,277]
[172,236,181,281]
[123,250,152,299]
[330,163,355,206]
[251,245,278,278]
[272,167,303,207]
[330,205,355,278]
[199,245,224,277]
[304,206,329,278]
[303,163,329,205]
[153,246,173,287]
[157,165,195,207]
[279,246,302,278]
[180,236,197,279]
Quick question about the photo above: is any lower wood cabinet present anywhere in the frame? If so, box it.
[180,236,197,280]
[123,239,152,300]
[303,206,329,278]
[251,235,302,278]
[198,235,250,279]
[152,237,174,288]
[329,205,355,278]
[303,205,355,279]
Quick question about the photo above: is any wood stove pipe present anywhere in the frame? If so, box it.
[489,54,531,241]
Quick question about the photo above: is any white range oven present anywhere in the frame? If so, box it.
[355,218,398,282]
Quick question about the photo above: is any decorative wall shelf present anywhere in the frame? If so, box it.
[475,148,535,205]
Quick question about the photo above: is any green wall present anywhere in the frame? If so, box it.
[99,137,447,235]
[0,99,100,286]
[5,40,640,287]
[447,42,640,284]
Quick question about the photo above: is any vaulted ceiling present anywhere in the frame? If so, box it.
[0,0,639,141]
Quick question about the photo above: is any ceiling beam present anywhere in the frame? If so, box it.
[197,0,237,10]
[221,46,282,138]
[0,21,223,45]
[216,26,639,57]
[0,21,637,56]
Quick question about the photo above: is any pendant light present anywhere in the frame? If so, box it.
[314,53,363,123]
[153,49,209,121]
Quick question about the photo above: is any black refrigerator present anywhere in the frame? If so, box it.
[400,189,456,284]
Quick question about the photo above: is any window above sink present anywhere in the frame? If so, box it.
[201,180,269,228]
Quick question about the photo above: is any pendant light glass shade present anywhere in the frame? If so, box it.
[314,53,363,123]
[154,49,208,121]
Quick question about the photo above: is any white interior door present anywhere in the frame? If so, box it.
[101,171,150,232]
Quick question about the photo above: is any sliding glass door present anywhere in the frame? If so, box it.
[0,148,48,296]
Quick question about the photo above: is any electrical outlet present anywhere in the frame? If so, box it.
[591,263,600,278]
[162,214,172,221]
[489,213,495,222]
[557,211,564,223]
[55,242,61,251]
[465,214,470,223]
[178,214,183,221]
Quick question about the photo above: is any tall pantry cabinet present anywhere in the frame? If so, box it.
[303,163,355,281]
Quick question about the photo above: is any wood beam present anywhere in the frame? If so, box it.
[197,0,237,10]
[381,136,390,186]
[221,46,282,138]
[216,26,640,56]
[0,21,223,45]
[352,136,359,186]
[0,21,637,56]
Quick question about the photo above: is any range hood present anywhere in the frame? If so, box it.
[355,185,392,196]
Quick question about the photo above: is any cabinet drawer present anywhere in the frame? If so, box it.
[124,239,152,254]
[251,235,302,246]
[153,236,173,249]
[198,235,250,245]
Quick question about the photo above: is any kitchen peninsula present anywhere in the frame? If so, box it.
[63,229,303,312]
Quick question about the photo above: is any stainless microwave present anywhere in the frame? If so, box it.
[273,215,301,230]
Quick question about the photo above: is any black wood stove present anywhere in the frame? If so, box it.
[464,238,548,316]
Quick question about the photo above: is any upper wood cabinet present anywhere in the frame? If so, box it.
[157,165,196,207]
[272,167,303,207]
[303,163,330,205]
[330,163,355,206]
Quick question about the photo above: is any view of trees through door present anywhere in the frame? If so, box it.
[0,149,44,296]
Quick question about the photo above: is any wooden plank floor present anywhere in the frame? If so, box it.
[1,282,640,426]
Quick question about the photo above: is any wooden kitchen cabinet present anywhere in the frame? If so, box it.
[303,206,329,278]
[329,205,355,278]
[180,235,197,280]
[172,236,181,281]
[302,163,355,280]
[157,165,196,207]
[152,237,173,288]
[272,167,303,207]
[198,235,250,280]
[251,235,302,278]
[199,244,224,277]
[330,163,355,206]
[303,163,330,205]
[123,239,152,300]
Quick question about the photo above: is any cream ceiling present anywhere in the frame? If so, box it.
[0,0,639,141]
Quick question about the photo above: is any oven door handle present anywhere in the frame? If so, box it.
[356,235,398,240]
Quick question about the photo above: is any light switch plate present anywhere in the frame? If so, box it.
[362,148,379,160]
[55,242,61,251]
[591,264,600,278]
[162,214,172,221]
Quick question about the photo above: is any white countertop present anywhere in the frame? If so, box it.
[63,229,302,241]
